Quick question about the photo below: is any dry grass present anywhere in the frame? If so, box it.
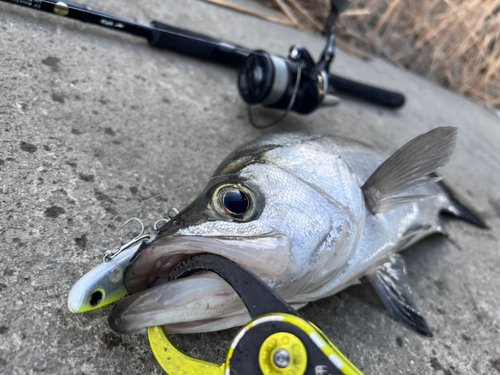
[250,0,500,109]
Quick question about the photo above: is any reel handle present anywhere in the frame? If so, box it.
[328,74,405,108]
[324,0,351,35]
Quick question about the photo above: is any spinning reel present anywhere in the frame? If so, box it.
[238,0,404,123]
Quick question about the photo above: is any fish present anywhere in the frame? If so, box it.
[88,128,486,336]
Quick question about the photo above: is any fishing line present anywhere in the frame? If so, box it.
[99,174,235,250]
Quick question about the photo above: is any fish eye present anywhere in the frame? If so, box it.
[213,184,254,220]
[223,189,249,215]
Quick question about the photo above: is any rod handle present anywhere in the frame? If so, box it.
[328,74,405,108]
[148,21,249,67]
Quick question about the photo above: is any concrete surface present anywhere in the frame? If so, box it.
[1,0,499,374]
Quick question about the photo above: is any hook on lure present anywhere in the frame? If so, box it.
[153,208,180,232]
[103,218,150,263]
[103,209,180,263]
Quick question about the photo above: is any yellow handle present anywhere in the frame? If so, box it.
[149,316,364,375]
[308,322,364,375]
[148,326,225,375]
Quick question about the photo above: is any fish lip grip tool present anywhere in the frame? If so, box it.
[148,253,364,375]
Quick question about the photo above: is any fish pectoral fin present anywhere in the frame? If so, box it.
[374,194,432,213]
[367,254,433,337]
[362,127,457,214]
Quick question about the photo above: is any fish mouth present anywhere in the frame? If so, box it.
[110,233,290,334]
[123,234,291,294]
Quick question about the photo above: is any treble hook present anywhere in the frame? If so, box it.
[168,208,179,219]
[154,218,169,232]
[103,217,150,262]
[153,208,180,232]
[122,217,145,238]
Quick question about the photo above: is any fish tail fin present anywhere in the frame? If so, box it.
[438,180,488,229]
[362,127,457,214]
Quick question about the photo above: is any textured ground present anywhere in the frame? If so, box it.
[1,1,499,374]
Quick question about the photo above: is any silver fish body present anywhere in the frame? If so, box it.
[109,130,480,334]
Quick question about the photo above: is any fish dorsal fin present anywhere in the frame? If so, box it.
[362,127,457,214]
[367,254,432,337]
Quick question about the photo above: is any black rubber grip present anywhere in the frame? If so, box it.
[329,74,405,108]
[148,21,249,67]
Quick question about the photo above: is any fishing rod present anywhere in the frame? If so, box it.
[1,0,405,125]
